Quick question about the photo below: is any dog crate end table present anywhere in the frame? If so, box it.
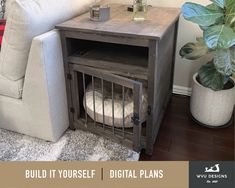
[56,4,180,155]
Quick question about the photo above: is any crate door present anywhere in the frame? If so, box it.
[69,64,143,152]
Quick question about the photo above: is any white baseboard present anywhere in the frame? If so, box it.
[173,85,192,96]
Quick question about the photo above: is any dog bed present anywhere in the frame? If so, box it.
[83,80,148,128]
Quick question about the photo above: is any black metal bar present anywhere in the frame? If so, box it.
[122,86,125,138]
[101,79,105,130]
[92,76,96,126]
[82,73,88,124]
[112,82,115,134]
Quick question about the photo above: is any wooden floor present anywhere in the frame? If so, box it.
[140,95,234,161]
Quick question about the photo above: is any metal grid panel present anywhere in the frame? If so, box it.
[69,64,143,151]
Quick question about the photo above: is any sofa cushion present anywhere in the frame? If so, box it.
[0,74,24,98]
[0,0,96,81]
[4,0,15,19]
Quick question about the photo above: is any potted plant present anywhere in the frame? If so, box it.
[180,0,235,127]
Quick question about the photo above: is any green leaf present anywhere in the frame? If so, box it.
[231,46,235,74]
[204,25,235,49]
[200,4,224,31]
[210,0,225,8]
[198,62,225,91]
[180,39,208,60]
[182,2,224,26]
[213,49,234,76]
[225,0,235,8]
[232,21,235,31]
[207,3,224,10]
[225,0,235,26]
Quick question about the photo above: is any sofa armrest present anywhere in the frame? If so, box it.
[23,30,69,141]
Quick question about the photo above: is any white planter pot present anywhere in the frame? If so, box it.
[190,73,235,127]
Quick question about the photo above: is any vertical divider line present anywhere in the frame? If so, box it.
[101,168,104,181]
[83,73,88,124]
[101,79,105,130]
[112,82,115,134]
[92,76,96,126]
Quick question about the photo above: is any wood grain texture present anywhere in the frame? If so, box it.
[56,4,180,40]
[145,22,178,154]
[68,57,148,81]
[60,31,75,129]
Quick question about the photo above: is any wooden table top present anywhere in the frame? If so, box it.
[56,4,180,40]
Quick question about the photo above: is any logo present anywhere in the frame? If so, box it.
[205,164,220,173]
[195,163,227,185]
[190,162,234,188]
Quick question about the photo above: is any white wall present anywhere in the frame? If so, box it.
[104,0,211,95]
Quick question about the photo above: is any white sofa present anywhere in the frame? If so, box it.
[0,0,96,141]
